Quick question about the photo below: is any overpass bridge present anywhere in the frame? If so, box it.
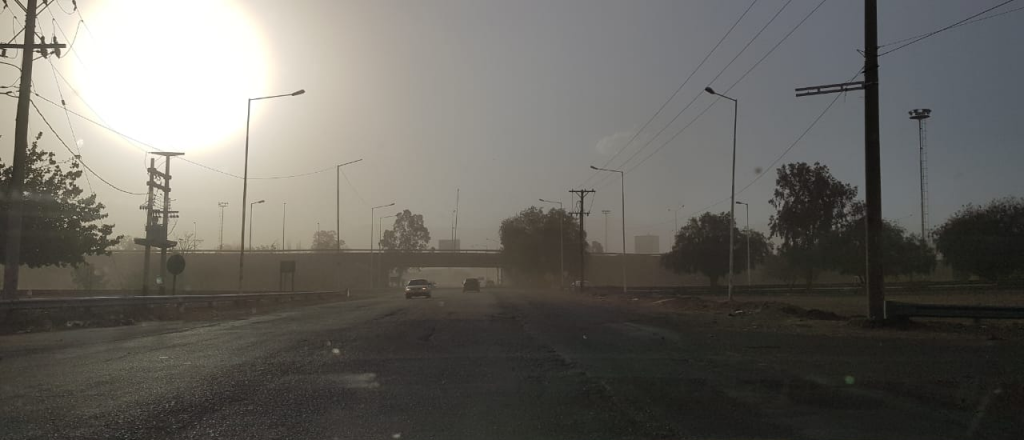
[13,249,687,292]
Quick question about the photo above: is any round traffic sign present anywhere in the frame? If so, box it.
[167,254,186,275]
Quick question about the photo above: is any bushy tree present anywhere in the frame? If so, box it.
[934,197,1024,282]
[311,230,343,250]
[769,162,857,287]
[661,212,771,288]
[826,205,936,283]
[0,135,120,270]
[379,210,430,251]
[379,210,431,282]
[499,207,583,285]
[591,241,604,254]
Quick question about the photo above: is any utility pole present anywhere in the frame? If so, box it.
[454,188,460,251]
[282,202,287,250]
[909,108,932,243]
[602,210,611,253]
[218,202,229,250]
[134,153,182,295]
[157,154,182,294]
[1,0,67,298]
[794,0,884,320]
[570,189,595,291]
[140,158,157,294]
[863,0,884,321]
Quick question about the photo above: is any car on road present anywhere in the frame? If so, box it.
[462,278,481,292]
[405,279,432,299]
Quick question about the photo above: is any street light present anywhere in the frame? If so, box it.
[590,165,627,294]
[249,199,265,251]
[539,198,565,289]
[238,88,305,292]
[672,203,685,234]
[705,86,738,301]
[736,201,750,287]
[370,202,395,288]
[335,158,364,253]
[378,213,397,286]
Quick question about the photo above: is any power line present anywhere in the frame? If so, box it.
[595,0,799,190]
[339,166,368,207]
[876,4,1019,48]
[681,69,857,219]
[29,99,146,195]
[31,91,343,181]
[607,0,830,184]
[578,0,760,188]
[46,59,91,192]
[879,0,1017,57]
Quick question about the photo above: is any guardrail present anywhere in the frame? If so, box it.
[0,290,342,312]
[885,301,1024,320]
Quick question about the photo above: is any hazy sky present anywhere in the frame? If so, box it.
[3,0,1022,253]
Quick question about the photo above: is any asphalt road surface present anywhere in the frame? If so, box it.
[2,288,1021,439]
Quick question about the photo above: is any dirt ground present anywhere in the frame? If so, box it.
[585,289,1024,341]
[0,292,365,335]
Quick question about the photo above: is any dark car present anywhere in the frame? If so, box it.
[405,279,432,299]
[462,278,481,292]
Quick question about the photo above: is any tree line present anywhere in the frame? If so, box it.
[663,162,1019,287]
[2,140,1022,291]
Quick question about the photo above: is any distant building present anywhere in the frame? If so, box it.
[634,235,660,254]
[439,239,461,250]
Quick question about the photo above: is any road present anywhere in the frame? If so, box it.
[2,288,1021,439]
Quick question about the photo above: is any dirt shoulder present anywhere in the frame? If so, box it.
[575,289,1024,341]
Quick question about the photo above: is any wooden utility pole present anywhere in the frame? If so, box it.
[139,159,157,294]
[570,189,594,292]
[1,0,66,298]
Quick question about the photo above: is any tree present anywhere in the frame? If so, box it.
[660,212,770,288]
[499,207,584,286]
[826,206,936,283]
[769,162,857,287]
[379,210,431,281]
[311,230,343,250]
[934,197,1024,282]
[379,210,431,251]
[0,135,120,270]
[174,231,202,254]
[591,241,604,254]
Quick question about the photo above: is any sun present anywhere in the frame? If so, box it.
[71,0,269,153]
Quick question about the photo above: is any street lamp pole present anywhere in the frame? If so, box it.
[590,166,627,294]
[673,203,685,234]
[539,199,564,289]
[249,200,265,251]
[238,89,305,292]
[334,159,364,253]
[736,201,750,287]
[705,86,738,301]
[282,202,286,250]
[370,203,395,288]
[378,213,397,286]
